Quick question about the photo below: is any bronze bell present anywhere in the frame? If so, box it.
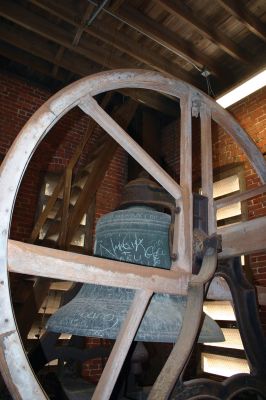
[47,177,223,343]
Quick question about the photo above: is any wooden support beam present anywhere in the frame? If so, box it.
[200,103,215,234]
[217,0,266,42]
[29,0,200,85]
[72,4,95,47]
[119,89,178,117]
[65,99,138,245]
[114,3,229,79]
[0,0,132,69]
[149,243,218,399]
[92,289,152,399]
[0,23,101,78]
[215,184,266,209]
[58,168,72,249]
[8,240,190,295]
[218,216,266,258]
[15,278,51,344]
[79,97,182,201]
[154,0,251,63]
[0,16,179,116]
[30,175,64,243]
[31,94,112,244]
[174,93,193,272]
[0,40,68,82]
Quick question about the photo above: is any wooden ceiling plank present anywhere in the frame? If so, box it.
[86,24,199,85]
[0,22,99,77]
[52,5,95,78]
[154,0,251,63]
[109,0,126,12]
[0,0,133,69]
[0,40,67,82]
[114,3,230,80]
[29,0,200,85]
[217,0,266,42]
[0,23,178,116]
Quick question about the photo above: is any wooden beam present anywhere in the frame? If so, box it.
[200,103,215,234]
[0,20,177,116]
[149,244,218,399]
[120,89,178,117]
[115,3,229,79]
[15,278,51,344]
[58,168,72,249]
[29,0,227,79]
[92,289,152,399]
[86,24,198,85]
[0,0,132,69]
[72,4,95,47]
[154,0,251,63]
[8,240,190,295]
[0,41,68,82]
[29,0,200,86]
[174,93,193,272]
[218,216,266,258]
[79,96,182,201]
[0,26,97,76]
[217,0,266,42]
[65,99,137,245]
[215,184,266,209]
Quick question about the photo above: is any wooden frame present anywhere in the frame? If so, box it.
[0,69,265,399]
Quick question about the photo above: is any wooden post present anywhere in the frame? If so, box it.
[172,92,193,272]
[200,103,216,234]
[58,167,72,249]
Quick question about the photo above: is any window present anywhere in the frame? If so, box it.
[200,164,249,378]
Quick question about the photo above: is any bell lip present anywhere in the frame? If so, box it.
[46,286,224,344]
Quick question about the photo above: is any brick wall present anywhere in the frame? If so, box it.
[162,87,266,331]
[0,70,127,241]
[0,69,127,384]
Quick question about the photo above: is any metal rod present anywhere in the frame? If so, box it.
[87,0,109,26]
[86,0,202,71]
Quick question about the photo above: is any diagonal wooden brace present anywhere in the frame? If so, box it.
[148,237,219,400]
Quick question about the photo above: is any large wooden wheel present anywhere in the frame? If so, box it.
[0,70,265,400]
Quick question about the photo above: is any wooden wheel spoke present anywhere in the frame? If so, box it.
[79,95,182,201]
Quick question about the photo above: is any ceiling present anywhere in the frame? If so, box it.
[0,0,266,114]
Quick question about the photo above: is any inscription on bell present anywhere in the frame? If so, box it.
[94,206,171,269]
[96,233,167,267]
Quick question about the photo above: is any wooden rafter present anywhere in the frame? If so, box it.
[0,0,133,69]
[0,18,177,116]
[217,0,266,42]
[72,4,95,47]
[0,40,70,82]
[28,0,200,86]
[154,0,251,63]
[65,99,138,247]
[112,3,230,79]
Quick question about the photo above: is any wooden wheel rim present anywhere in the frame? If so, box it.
[0,69,265,399]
